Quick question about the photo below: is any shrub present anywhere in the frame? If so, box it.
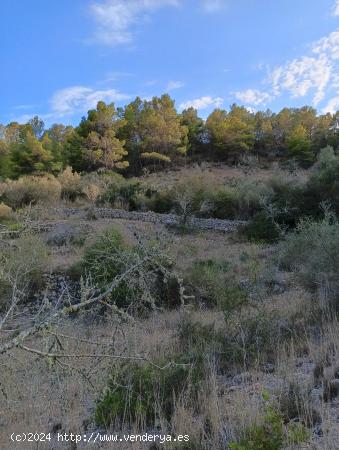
[1,175,61,208]
[146,189,175,213]
[57,166,81,200]
[229,396,310,450]
[187,259,247,311]
[207,189,239,219]
[82,183,101,206]
[266,173,305,227]
[230,406,285,450]
[304,146,339,216]
[95,361,200,427]
[0,234,49,310]
[230,392,311,450]
[0,203,13,220]
[100,179,142,210]
[82,229,132,308]
[233,179,273,219]
[242,211,281,243]
[81,228,180,311]
[278,215,339,306]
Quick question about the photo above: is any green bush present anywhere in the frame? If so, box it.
[242,211,281,243]
[208,189,239,219]
[233,179,273,219]
[82,228,181,311]
[229,398,310,450]
[304,146,339,216]
[100,178,142,210]
[146,189,175,213]
[187,259,247,311]
[82,228,136,309]
[278,215,339,305]
[95,361,201,427]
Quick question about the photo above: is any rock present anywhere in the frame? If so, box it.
[58,207,247,233]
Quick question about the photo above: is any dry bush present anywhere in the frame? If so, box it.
[82,183,101,205]
[0,234,49,310]
[2,175,61,208]
[0,202,13,220]
[57,166,81,200]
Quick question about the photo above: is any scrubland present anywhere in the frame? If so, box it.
[1,151,339,449]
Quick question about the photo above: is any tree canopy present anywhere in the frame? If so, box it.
[0,96,339,179]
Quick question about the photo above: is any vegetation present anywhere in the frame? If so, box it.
[2,100,339,450]
[1,100,339,180]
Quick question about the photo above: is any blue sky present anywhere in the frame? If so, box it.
[1,0,339,126]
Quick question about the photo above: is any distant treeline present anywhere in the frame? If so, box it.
[1,94,339,178]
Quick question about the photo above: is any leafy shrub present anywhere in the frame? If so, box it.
[146,189,175,213]
[224,311,285,366]
[1,175,61,208]
[242,211,281,243]
[187,259,247,311]
[304,146,339,216]
[278,215,339,305]
[207,189,239,219]
[233,179,273,219]
[81,228,180,311]
[57,166,81,200]
[100,179,142,210]
[95,361,200,427]
[230,406,285,450]
[82,228,133,308]
[230,395,310,450]
[0,203,13,220]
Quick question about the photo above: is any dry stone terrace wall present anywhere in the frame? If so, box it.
[63,208,246,232]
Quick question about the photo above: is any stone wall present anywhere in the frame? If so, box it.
[64,208,246,232]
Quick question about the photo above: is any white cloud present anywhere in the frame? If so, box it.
[50,86,130,116]
[333,0,339,16]
[89,0,180,46]
[312,31,339,59]
[180,96,223,110]
[13,86,131,123]
[167,80,184,91]
[236,28,339,109]
[200,0,226,13]
[233,89,272,106]
[269,55,332,106]
[322,96,339,114]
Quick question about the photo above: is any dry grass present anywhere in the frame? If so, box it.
[1,191,339,450]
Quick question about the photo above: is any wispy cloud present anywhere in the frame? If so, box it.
[167,80,184,91]
[333,0,339,16]
[201,0,226,13]
[13,86,131,124]
[180,96,223,110]
[89,0,180,46]
[50,86,131,116]
[322,96,339,113]
[13,104,39,111]
[233,89,272,106]
[103,71,133,82]
[234,29,339,111]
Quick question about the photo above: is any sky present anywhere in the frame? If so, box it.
[1,0,339,126]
